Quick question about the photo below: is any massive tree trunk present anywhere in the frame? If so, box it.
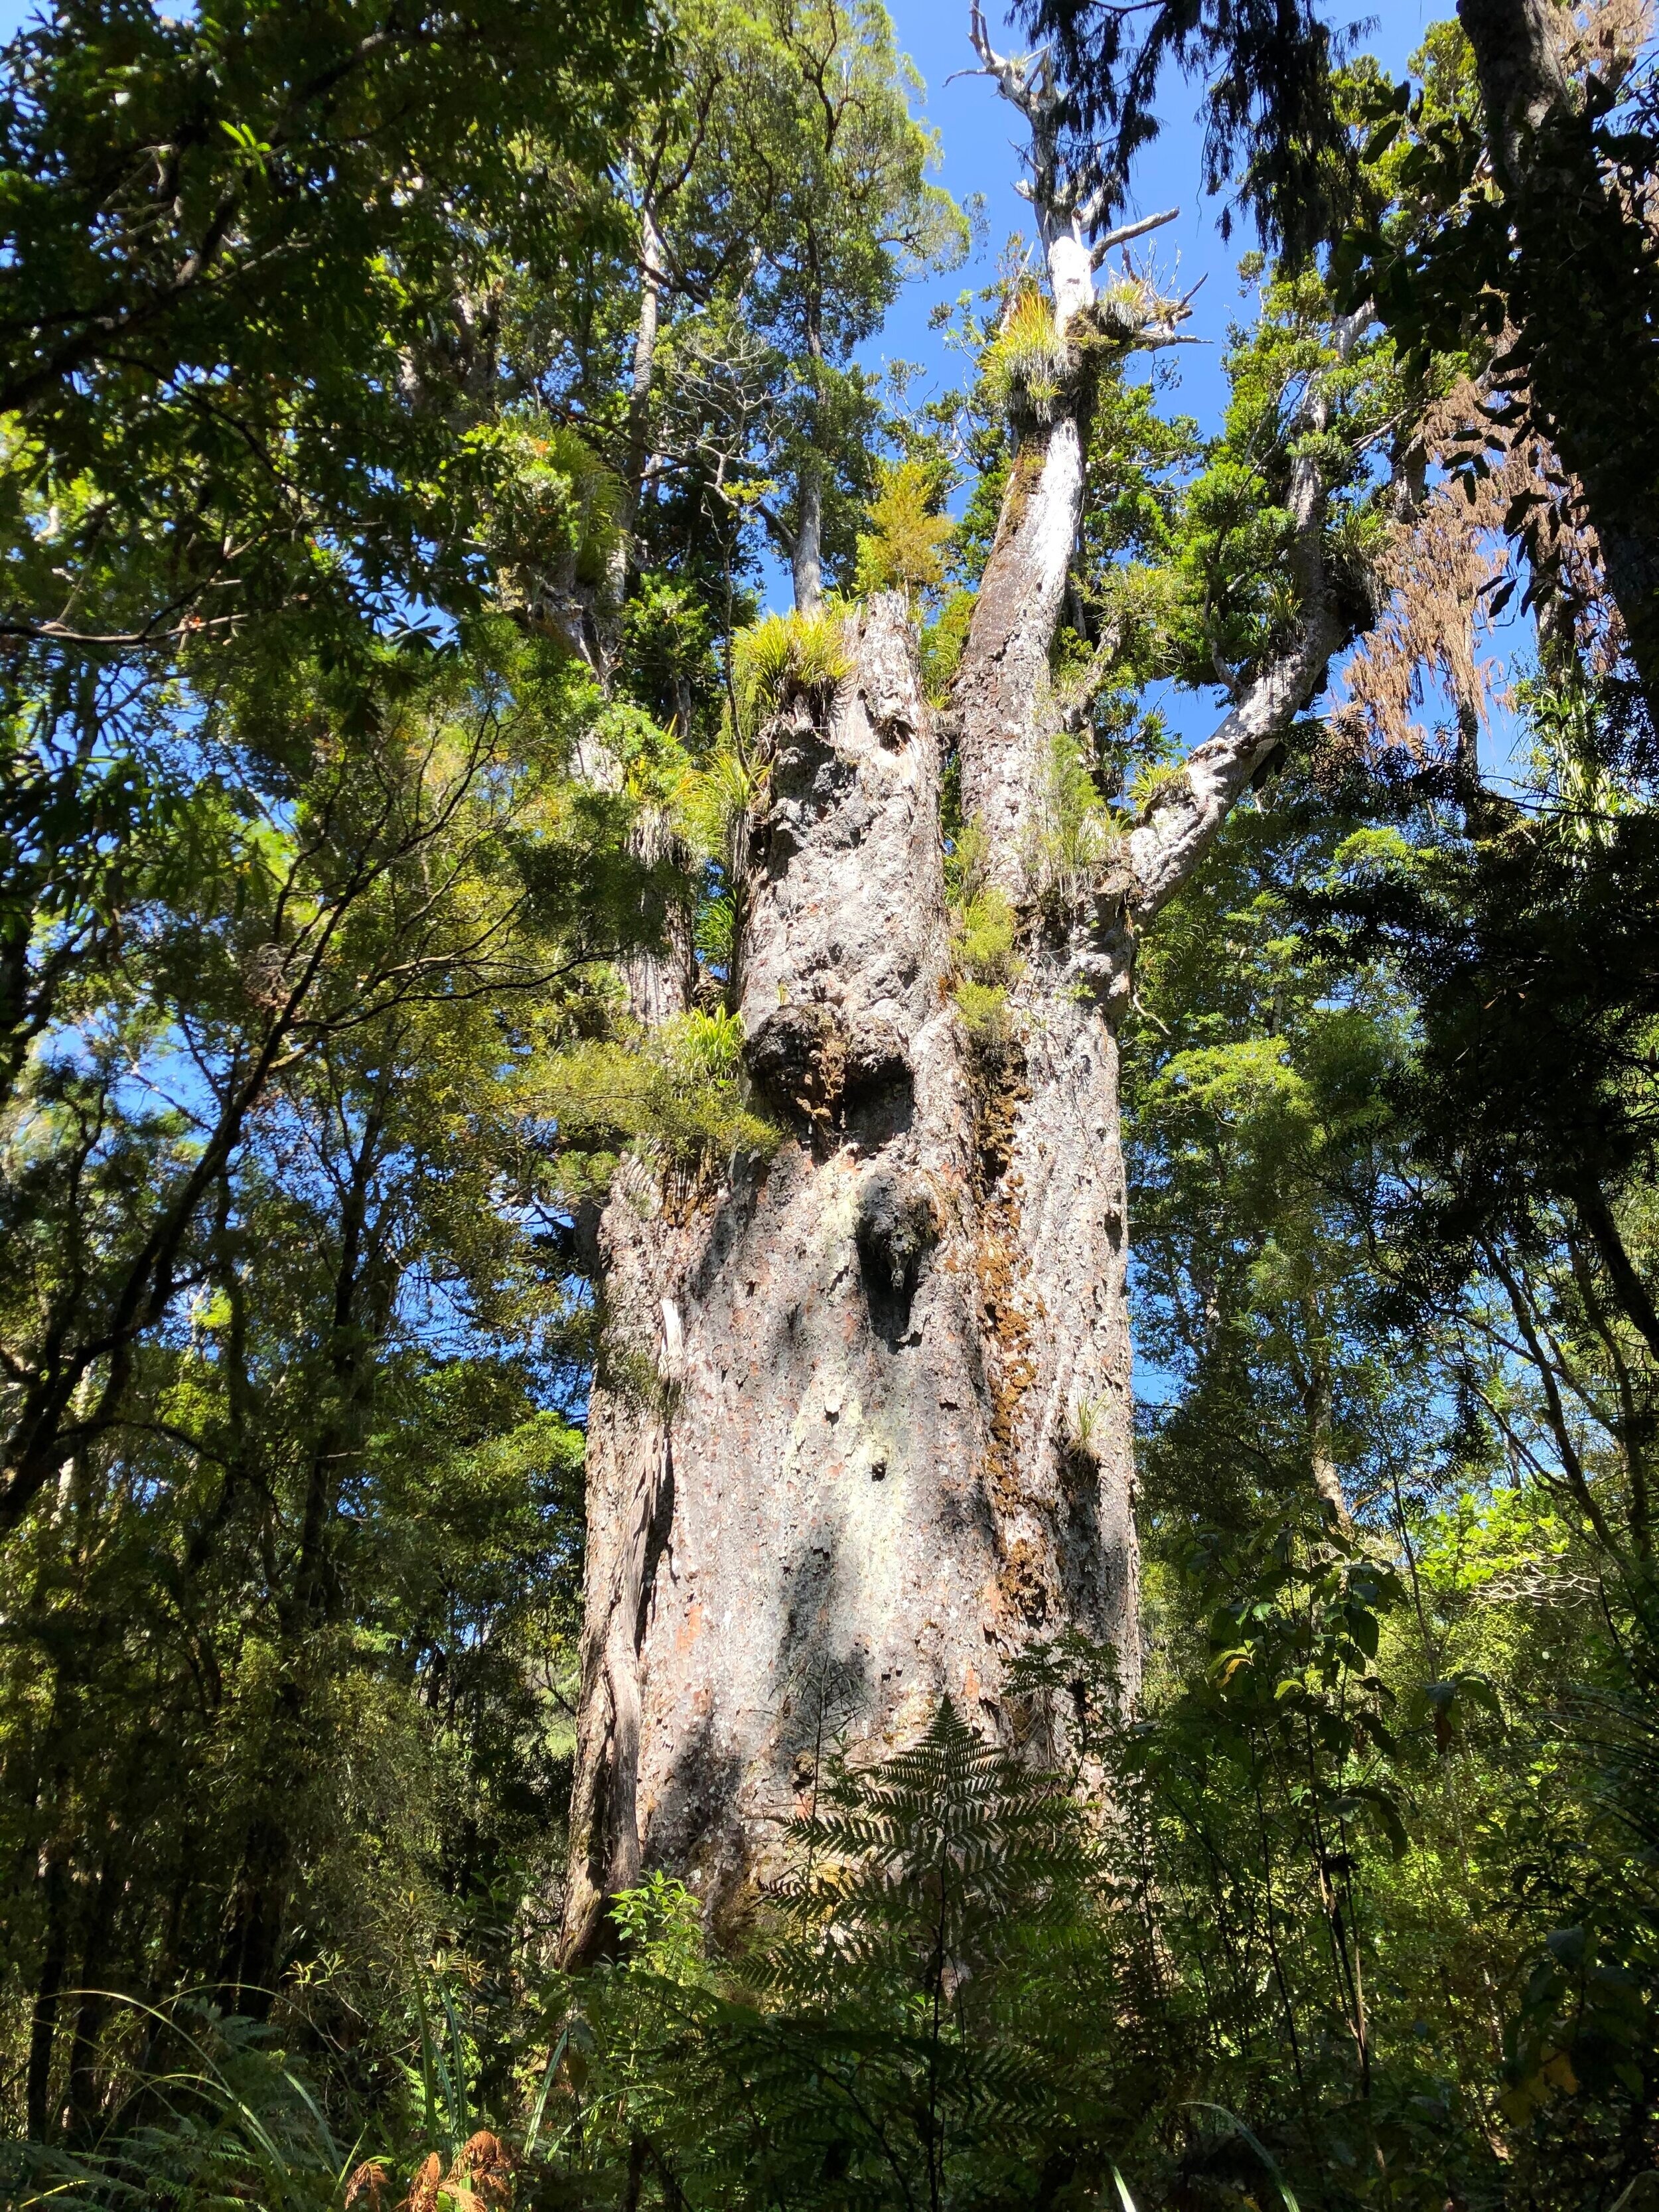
[563,588,1127,1950]
[561,21,1356,1957]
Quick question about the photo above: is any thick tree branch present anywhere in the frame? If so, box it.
[1125,305,1371,921]
[1571,1172,1659,1372]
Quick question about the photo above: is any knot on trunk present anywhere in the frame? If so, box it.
[855,1166,942,1339]
[856,604,920,747]
[1065,871,1136,1012]
[744,1005,911,1131]
[845,1016,911,1098]
[864,680,917,749]
[744,1002,845,1126]
[760,711,847,868]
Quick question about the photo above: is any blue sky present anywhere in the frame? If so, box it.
[871,3,1488,760]
[877,3,1440,436]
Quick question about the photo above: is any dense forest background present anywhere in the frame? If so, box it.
[2,0,1658,2206]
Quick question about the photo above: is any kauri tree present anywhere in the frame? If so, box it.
[562,10,1399,1951]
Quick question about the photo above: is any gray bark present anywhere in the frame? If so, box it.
[1456,0,1569,190]
[792,462,824,614]
[563,594,1135,1951]
[562,20,1360,1955]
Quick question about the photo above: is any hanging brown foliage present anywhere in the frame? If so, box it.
[1559,0,1654,84]
[1333,369,1615,761]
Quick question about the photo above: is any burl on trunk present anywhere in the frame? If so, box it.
[562,19,1357,1956]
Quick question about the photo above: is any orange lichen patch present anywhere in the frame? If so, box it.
[976,1219,1037,1509]
[970,1036,1027,1191]
[997,441,1051,541]
[996,1537,1052,1627]
[660,1154,735,1226]
[964,1027,1039,1549]
[744,1002,849,1140]
[960,1017,1066,1636]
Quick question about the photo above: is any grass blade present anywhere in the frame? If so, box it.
[522,2025,571,2162]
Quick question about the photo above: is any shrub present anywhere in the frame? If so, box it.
[540,1010,776,1194]
[982,287,1071,424]
[1,2001,350,2212]
[853,458,956,602]
[956,883,1019,983]
[486,418,623,609]
[921,585,976,704]
[731,609,851,742]
[1129,758,1190,814]
[954,976,1015,1045]
[1025,730,1118,923]
[944,817,1025,1047]
[526,1700,1130,2212]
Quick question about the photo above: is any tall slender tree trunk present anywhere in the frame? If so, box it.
[562,28,1358,1956]
[1299,1328,1352,1536]
[65,1850,115,2134]
[219,1085,390,2010]
[792,465,824,614]
[792,298,826,613]
[599,200,666,686]
[27,1831,70,2137]
[1456,0,1659,703]
[587,195,695,1028]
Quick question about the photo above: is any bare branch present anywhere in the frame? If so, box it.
[1090,206,1179,265]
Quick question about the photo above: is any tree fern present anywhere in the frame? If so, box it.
[534,1700,1154,2210]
